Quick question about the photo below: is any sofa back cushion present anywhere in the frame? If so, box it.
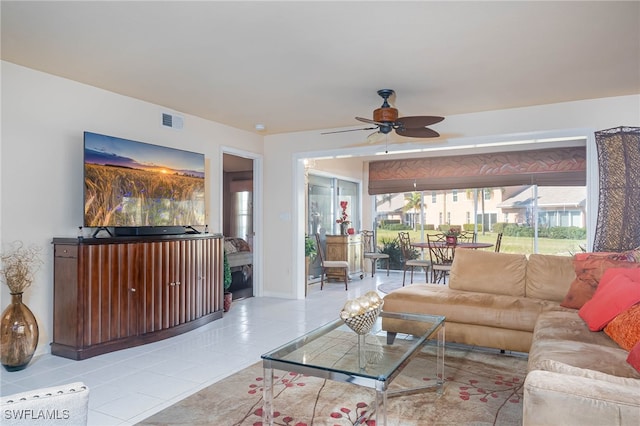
[449,249,527,296]
[526,254,576,302]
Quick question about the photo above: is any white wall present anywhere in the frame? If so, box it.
[264,95,640,300]
[0,61,263,355]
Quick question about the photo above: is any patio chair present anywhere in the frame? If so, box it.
[458,230,477,243]
[426,233,455,284]
[361,230,390,277]
[315,233,349,290]
[397,232,431,286]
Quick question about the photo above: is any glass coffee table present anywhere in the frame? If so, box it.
[261,311,445,425]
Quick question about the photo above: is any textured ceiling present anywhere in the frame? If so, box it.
[2,1,639,136]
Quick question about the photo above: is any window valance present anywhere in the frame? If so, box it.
[368,146,586,195]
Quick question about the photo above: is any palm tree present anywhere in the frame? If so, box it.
[465,188,499,234]
[403,192,425,230]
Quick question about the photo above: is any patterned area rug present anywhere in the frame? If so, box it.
[140,345,527,426]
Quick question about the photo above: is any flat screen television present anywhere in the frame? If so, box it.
[84,131,206,235]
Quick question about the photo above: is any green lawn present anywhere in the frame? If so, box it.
[376,229,585,256]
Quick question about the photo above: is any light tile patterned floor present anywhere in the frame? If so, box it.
[1,272,409,425]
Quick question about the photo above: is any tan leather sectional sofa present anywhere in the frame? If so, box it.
[382,248,640,425]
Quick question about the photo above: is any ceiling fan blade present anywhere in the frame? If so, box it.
[355,117,386,126]
[395,127,440,138]
[321,126,377,135]
[395,116,445,128]
[366,130,383,141]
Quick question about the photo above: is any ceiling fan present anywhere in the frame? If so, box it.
[323,89,444,138]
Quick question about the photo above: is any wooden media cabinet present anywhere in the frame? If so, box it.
[51,234,224,360]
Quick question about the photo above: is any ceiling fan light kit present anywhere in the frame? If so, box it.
[327,88,444,139]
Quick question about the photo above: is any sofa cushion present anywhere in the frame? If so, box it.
[578,268,640,331]
[525,254,575,302]
[449,249,527,297]
[528,310,640,379]
[383,283,543,332]
[605,303,640,351]
[523,369,640,426]
[628,342,640,373]
[536,358,640,388]
[560,252,640,309]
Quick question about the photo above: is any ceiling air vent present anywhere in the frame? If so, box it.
[161,112,184,130]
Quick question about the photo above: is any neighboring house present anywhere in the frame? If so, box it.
[498,186,587,228]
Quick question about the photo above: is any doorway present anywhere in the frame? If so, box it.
[223,153,256,300]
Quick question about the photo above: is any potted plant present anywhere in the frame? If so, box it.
[336,201,351,235]
[445,228,460,245]
[223,250,232,312]
[305,235,317,287]
[0,241,42,371]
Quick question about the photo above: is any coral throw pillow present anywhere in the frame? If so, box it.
[578,269,640,331]
[560,252,640,309]
[604,303,640,351]
[627,341,640,374]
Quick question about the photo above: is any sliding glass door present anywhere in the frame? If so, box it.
[308,174,360,236]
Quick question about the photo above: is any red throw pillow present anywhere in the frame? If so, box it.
[627,341,640,374]
[578,269,640,331]
[604,303,640,351]
[560,252,640,309]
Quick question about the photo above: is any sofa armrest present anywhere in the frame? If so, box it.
[524,370,640,426]
[1,382,89,425]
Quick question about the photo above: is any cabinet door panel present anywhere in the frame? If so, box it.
[83,243,137,346]
[141,241,168,333]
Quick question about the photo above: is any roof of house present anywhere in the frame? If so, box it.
[498,186,586,209]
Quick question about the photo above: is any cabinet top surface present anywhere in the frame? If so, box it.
[53,233,223,245]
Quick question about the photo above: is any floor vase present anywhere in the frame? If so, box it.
[1,292,39,371]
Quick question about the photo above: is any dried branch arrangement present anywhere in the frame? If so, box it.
[0,241,43,294]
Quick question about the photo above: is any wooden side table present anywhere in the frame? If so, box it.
[325,234,363,280]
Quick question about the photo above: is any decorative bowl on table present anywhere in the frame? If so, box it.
[340,291,384,335]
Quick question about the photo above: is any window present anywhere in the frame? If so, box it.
[374,185,586,255]
[453,190,458,202]
[431,192,437,203]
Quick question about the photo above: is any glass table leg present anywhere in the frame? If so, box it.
[436,323,445,393]
[262,366,274,425]
[358,333,366,370]
[375,386,388,425]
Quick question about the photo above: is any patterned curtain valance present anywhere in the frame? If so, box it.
[368,146,587,195]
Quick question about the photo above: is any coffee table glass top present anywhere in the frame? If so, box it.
[261,311,444,382]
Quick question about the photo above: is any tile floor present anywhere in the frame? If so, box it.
[1,271,412,425]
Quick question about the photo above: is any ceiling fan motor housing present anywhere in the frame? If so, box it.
[373,107,398,123]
